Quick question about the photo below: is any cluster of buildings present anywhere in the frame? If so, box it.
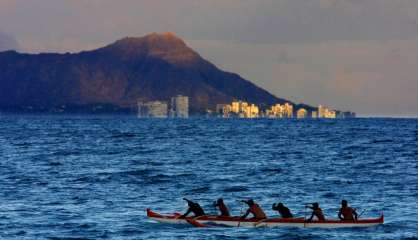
[266,103,294,118]
[137,95,189,118]
[137,96,355,119]
[216,101,260,118]
[216,101,355,119]
[317,105,336,118]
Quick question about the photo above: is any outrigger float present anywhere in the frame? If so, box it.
[147,209,384,228]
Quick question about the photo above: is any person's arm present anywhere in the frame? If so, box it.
[353,209,358,221]
[181,208,192,218]
[241,209,250,219]
[213,202,219,214]
[307,212,314,222]
[338,209,343,220]
[287,209,293,218]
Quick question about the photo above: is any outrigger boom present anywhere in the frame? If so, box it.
[147,209,383,228]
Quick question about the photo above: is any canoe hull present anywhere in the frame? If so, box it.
[146,209,384,228]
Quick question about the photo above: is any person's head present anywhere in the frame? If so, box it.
[246,199,254,206]
[312,202,319,209]
[217,198,224,204]
[277,202,284,208]
[183,198,193,206]
[341,200,348,207]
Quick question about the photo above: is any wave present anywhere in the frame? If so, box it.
[13,142,31,147]
[261,167,283,174]
[322,192,336,198]
[143,174,172,184]
[191,186,211,193]
[48,161,63,166]
[372,139,394,144]
[111,132,136,138]
[223,186,249,192]
[123,169,155,176]
[343,145,368,151]
[51,150,82,156]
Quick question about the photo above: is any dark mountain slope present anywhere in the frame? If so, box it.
[0,32,291,113]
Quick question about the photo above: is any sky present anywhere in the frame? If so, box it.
[0,0,417,117]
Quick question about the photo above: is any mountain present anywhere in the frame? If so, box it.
[0,32,293,114]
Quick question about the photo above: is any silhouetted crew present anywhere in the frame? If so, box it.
[181,198,205,218]
[241,199,267,219]
[213,198,231,217]
[272,202,293,218]
[338,200,358,221]
[306,202,325,221]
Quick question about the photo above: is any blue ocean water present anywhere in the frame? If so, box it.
[0,115,417,239]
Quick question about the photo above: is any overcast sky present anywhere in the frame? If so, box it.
[1,0,417,116]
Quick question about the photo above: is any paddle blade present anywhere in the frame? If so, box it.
[186,218,207,228]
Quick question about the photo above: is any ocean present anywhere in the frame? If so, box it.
[0,115,417,239]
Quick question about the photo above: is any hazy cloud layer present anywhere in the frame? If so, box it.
[0,0,417,116]
[0,31,20,51]
[189,39,418,116]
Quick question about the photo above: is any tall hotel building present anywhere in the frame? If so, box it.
[137,101,168,118]
[170,95,189,118]
[318,105,327,118]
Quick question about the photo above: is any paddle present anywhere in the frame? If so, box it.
[186,216,207,228]
[174,213,208,227]
[253,218,268,227]
[303,205,308,227]
[237,200,245,227]
[357,208,366,219]
[212,200,219,217]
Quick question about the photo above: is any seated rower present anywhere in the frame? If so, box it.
[213,198,230,217]
[338,200,358,221]
[180,198,205,218]
[306,202,325,221]
[241,199,267,219]
[272,202,293,218]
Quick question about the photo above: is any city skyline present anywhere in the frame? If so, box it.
[215,100,353,119]
[1,1,417,117]
[137,95,353,119]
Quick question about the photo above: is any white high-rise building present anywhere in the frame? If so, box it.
[170,95,189,118]
[318,105,337,118]
[297,108,308,118]
[137,101,168,118]
[318,105,327,118]
[266,104,284,118]
[283,103,294,118]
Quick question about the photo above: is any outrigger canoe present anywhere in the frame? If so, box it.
[147,209,384,228]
